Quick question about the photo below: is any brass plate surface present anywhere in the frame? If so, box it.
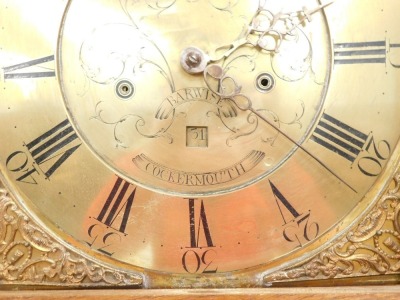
[0,0,399,289]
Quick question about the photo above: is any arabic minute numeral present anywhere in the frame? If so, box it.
[311,113,391,177]
[269,180,319,248]
[86,176,136,256]
[5,119,81,184]
[182,199,218,274]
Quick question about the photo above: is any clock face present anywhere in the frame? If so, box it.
[0,0,399,287]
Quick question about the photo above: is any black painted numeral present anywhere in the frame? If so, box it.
[269,180,300,224]
[87,177,136,256]
[5,119,81,183]
[311,113,391,177]
[358,137,391,177]
[96,177,136,234]
[26,119,81,178]
[389,43,400,68]
[334,41,386,65]
[182,249,218,274]
[188,198,214,248]
[269,181,319,248]
[182,199,217,274]
[311,113,369,163]
[3,55,55,79]
[334,40,400,67]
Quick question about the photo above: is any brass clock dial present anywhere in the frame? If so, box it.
[0,0,399,288]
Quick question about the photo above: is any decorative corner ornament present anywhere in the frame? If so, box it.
[1,169,399,288]
[0,186,143,287]
[264,169,400,284]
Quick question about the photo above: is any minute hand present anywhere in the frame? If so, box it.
[208,0,336,62]
[283,1,336,31]
[245,105,356,193]
[203,64,356,193]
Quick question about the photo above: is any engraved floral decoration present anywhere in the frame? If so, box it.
[204,52,305,146]
[264,170,400,285]
[80,1,177,146]
[74,0,321,148]
[120,0,240,15]
[249,7,318,82]
[0,187,142,286]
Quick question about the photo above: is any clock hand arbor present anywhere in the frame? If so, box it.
[180,0,335,74]
[202,64,357,193]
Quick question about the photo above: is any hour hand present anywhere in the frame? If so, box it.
[207,37,251,63]
[253,0,335,51]
[287,1,336,29]
[180,1,335,74]
[180,35,254,74]
[301,1,336,22]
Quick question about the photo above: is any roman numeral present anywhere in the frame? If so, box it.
[310,113,369,163]
[26,119,81,179]
[182,199,218,273]
[5,119,81,183]
[334,41,386,65]
[3,55,55,79]
[187,199,214,248]
[96,177,136,234]
[269,180,300,225]
[86,177,136,256]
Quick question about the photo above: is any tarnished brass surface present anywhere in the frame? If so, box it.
[0,0,399,288]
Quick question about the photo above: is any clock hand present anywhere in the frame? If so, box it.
[181,1,335,74]
[267,1,336,33]
[203,64,357,193]
[210,1,335,61]
[247,107,357,194]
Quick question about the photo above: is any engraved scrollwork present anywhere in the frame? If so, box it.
[204,57,306,147]
[142,0,178,15]
[0,188,142,286]
[79,23,175,90]
[270,28,318,83]
[206,1,329,84]
[82,0,246,147]
[79,20,177,146]
[209,0,239,13]
[264,170,400,284]
[91,101,175,147]
[75,1,324,148]
[120,0,239,16]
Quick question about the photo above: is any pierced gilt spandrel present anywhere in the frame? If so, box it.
[264,168,400,286]
[0,182,143,287]
[0,168,399,287]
